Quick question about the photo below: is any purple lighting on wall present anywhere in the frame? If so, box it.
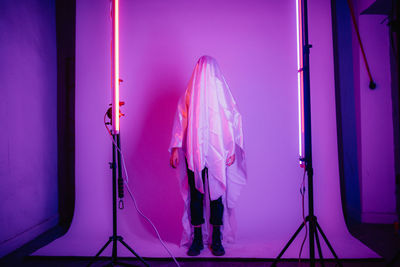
[30,0,379,259]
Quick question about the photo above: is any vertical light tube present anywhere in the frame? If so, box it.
[296,0,305,167]
[112,0,120,133]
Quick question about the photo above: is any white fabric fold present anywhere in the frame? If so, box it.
[169,55,247,246]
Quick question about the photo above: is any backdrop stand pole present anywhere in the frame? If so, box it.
[272,0,342,266]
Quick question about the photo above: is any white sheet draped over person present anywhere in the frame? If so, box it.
[169,55,247,256]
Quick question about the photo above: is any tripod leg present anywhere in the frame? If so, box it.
[87,238,113,267]
[315,222,343,267]
[309,219,316,267]
[314,226,325,267]
[271,221,306,267]
[119,239,150,267]
[112,237,118,265]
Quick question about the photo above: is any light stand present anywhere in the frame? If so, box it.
[86,130,149,267]
[86,0,149,266]
[272,0,342,266]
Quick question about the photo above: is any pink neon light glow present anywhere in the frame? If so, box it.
[113,0,120,133]
[296,0,305,167]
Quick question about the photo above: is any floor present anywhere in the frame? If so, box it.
[0,223,399,267]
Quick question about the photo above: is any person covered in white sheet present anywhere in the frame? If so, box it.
[169,55,247,256]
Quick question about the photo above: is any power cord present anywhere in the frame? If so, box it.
[104,111,181,267]
[298,167,308,266]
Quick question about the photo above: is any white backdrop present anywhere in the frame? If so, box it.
[35,0,378,258]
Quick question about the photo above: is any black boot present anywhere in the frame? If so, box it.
[211,226,225,256]
[187,227,204,256]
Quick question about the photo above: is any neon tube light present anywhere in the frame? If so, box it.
[296,0,305,167]
[112,0,120,133]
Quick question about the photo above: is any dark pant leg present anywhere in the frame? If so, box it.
[187,167,205,226]
[187,165,224,226]
[210,196,224,225]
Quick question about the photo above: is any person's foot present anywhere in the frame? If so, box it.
[187,227,203,256]
[211,226,225,256]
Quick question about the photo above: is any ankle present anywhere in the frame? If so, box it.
[213,225,221,234]
[193,226,202,240]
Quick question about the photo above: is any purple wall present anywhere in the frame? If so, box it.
[352,0,396,223]
[0,0,58,257]
[35,0,377,258]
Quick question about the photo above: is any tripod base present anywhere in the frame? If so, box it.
[272,215,342,267]
[87,235,149,267]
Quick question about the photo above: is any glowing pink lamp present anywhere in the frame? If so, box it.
[88,1,149,266]
[112,0,120,134]
[296,0,305,167]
